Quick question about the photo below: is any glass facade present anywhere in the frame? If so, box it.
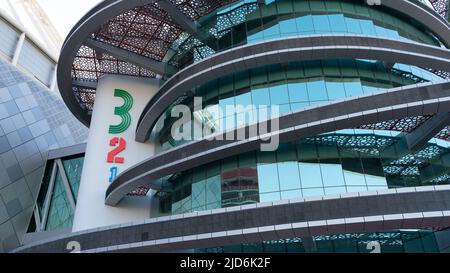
[45,168,75,230]
[155,60,440,153]
[195,230,440,253]
[32,155,84,232]
[62,157,84,201]
[150,0,450,220]
[168,0,443,69]
[157,131,450,216]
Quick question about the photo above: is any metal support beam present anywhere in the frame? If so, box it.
[33,207,41,233]
[56,159,76,212]
[72,79,98,90]
[12,33,25,66]
[40,161,57,231]
[156,0,216,49]
[406,112,450,151]
[84,38,177,76]
[156,0,198,35]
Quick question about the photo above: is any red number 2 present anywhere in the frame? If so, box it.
[107,137,126,164]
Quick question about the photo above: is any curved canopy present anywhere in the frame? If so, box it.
[58,0,450,127]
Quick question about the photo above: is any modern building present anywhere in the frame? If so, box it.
[12,0,450,253]
[0,6,88,252]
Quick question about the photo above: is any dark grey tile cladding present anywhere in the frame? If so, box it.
[5,199,22,218]
[6,164,23,182]
[0,57,89,252]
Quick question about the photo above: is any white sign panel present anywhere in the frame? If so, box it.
[72,75,159,232]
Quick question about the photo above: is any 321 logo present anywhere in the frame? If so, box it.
[106,89,133,183]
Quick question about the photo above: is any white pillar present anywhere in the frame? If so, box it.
[12,32,26,66]
[72,75,159,232]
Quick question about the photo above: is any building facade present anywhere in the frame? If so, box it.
[0,10,88,252]
[13,0,450,253]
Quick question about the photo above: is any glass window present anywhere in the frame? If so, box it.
[365,175,388,187]
[298,142,318,161]
[320,163,345,187]
[278,162,301,191]
[386,29,400,40]
[269,85,289,105]
[307,81,328,102]
[281,189,302,200]
[342,158,366,186]
[328,14,347,33]
[291,102,309,111]
[296,15,314,34]
[343,171,366,186]
[299,162,323,188]
[224,114,236,131]
[62,157,84,200]
[324,187,347,195]
[344,81,363,97]
[235,92,252,108]
[280,18,297,35]
[277,143,296,161]
[359,20,376,36]
[222,156,238,172]
[257,163,280,193]
[260,192,281,203]
[302,188,325,198]
[312,15,331,33]
[45,170,74,231]
[219,76,234,95]
[403,234,425,253]
[193,167,206,182]
[206,176,221,210]
[248,31,264,43]
[345,17,362,34]
[326,82,346,100]
[362,85,380,94]
[420,232,439,253]
[262,24,280,40]
[375,26,388,38]
[252,88,270,106]
[288,83,309,102]
[279,104,291,115]
[256,105,271,122]
[192,180,206,210]
[237,108,257,127]
[219,96,235,115]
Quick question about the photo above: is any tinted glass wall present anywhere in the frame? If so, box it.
[32,155,84,232]
[155,60,440,153]
[158,132,450,216]
[169,0,443,68]
[195,230,440,253]
[151,1,450,218]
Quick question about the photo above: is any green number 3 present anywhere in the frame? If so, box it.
[109,89,133,134]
